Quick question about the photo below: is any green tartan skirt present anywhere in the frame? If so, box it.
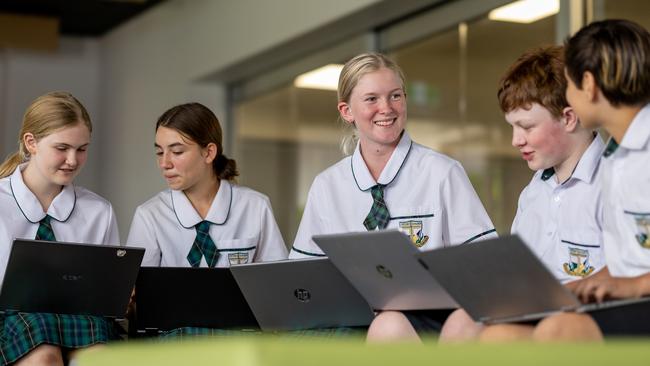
[0,312,120,365]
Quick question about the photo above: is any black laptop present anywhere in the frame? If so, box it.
[0,239,144,318]
[134,267,259,335]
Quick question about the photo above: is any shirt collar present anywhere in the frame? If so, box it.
[540,133,604,184]
[619,103,650,151]
[569,133,605,183]
[171,179,232,228]
[351,131,413,191]
[9,163,76,223]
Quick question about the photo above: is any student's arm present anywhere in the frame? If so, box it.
[440,162,497,246]
[289,179,327,259]
[567,266,650,303]
[126,207,162,266]
[253,196,288,261]
[103,203,120,245]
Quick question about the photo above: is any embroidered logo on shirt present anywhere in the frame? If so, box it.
[398,220,429,247]
[228,252,249,265]
[563,247,595,277]
[631,214,650,249]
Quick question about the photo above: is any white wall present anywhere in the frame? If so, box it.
[0,38,101,189]
[98,0,381,238]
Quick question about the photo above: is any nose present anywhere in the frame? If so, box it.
[158,152,172,169]
[511,128,525,148]
[379,97,395,114]
[65,150,77,167]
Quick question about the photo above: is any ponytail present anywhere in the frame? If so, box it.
[213,154,239,182]
[0,147,28,179]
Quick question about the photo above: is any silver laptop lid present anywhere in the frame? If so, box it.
[415,235,580,323]
[313,230,457,311]
[0,239,144,318]
[230,257,374,331]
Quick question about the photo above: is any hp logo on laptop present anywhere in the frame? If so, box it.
[116,249,127,257]
[376,265,393,279]
[294,288,311,302]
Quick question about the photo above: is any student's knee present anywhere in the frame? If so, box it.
[479,323,535,343]
[533,313,603,342]
[16,344,63,366]
[366,311,420,343]
[439,308,482,343]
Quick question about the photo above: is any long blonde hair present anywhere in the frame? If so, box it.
[0,91,92,178]
[337,53,406,154]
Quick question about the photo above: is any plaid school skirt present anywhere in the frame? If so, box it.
[0,312,120,365]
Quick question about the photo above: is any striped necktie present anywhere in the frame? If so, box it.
[35,215,57,242]
[187,220,219,268]
[363,184,391,230]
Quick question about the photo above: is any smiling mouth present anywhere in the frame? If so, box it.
[374,118,396,126]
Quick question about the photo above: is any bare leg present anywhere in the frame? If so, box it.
[366,311,421,343]
[479,323,535,342]
[439,308,483,343]
[15,344,64,366]
[533,313,603,342]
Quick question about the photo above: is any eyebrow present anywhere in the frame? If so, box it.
[53,142,90,148]
[362,88,403,96]
[154,142,184,149]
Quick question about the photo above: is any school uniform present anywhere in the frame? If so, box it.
[583,104,650,335]
[127,179,287,268]
[289,131,496,333]
[0,164,120,364]
[290,131,496,259]
[512,134,606,283]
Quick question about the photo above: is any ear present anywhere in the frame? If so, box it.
[337,101,354,124]
[203,142,218,164]
[581,71,599,102]
[23,133,37,156]
[560,106,579,132]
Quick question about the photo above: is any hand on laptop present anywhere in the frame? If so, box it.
[567,270,648,303]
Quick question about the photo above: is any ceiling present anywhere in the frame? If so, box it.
[0,0,165,36]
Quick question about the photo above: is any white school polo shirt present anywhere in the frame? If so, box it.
[600,104,650,277]
[289,131,497,258]
[0,164,120,284]
[511,135,606,283]
[127,180,287,267]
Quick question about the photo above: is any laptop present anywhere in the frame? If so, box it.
[0,239,144,318]
[230,257,375,331]
[312,230,457,311]
[134,267,259,335]
[415,235,650,324]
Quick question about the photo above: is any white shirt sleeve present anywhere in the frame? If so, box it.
[440,161,497,245]
[126,207,162,266]
[253,197,288,262]
[103,203,121,245]
[290,179,327,259]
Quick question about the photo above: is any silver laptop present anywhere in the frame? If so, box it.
[0,239,144,318]
[415,235,650,324]
[312,230,457,311]
[230,257,374,331]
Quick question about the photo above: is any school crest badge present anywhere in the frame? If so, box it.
[398,220,429,247]
[228,252,249,265]
[563,247,595,277]
[631,213,650,248]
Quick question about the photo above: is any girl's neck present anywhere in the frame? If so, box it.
[359,139,398,182]
[21,164,63,212]
[184,173,220,219]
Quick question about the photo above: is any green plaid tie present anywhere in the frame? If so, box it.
[35,215,57,242]
[187,221,219,268]
[363,184,390,230]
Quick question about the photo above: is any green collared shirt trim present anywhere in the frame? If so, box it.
[603,138,619,157]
